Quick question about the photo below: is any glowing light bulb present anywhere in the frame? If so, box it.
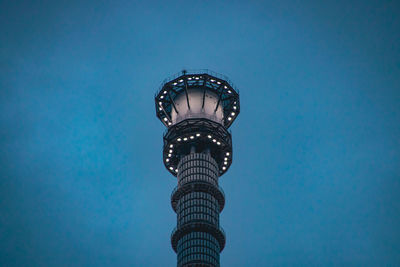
[196,133,200,137]
[177,138,182,142]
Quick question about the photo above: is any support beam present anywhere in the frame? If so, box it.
[167,90,179,114]
[201,76,208,109]
[202,86,206,109]
[214,84,224,112]
[183,78,190,110]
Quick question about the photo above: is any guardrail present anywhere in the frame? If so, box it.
[156,69,239,95]
[170,182,225,200]
[171,223,226,240]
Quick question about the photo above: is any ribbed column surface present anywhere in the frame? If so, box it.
[174,153,222,267]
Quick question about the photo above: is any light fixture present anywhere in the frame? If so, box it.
[190,136,194,139]
[217,142,221,145]
[179,79,183,82]
[169,149,173,153]
[207,135,212,139]
[222,166,226,170]
[188,77,192,80]
[160,95,164,99]
[163,118,168,121]
[173,82,177,85]
[233,106,237,110]
[163,90,167,94]
[170,144,173,148]
[212,139,216,143]
[168,122,172,126]
[166,159,169,162]
[231,112,235,116]
[159,101,162,105]
[183,137,188,141]
[217,81,221,84]
[177,138,182,142]
[224,157,228,161]
[196,133,200,137]
[228,90,231,93]
[169,167,173,170]
[168,154,172,157]
[228,117,232,121]
[226,152,230,156]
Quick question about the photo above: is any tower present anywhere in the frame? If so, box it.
[155,70,240,266]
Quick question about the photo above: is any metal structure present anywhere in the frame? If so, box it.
[155,70,240,266]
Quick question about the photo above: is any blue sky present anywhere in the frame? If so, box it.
[1,0,399,266]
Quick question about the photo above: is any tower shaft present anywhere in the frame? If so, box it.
[174,153,223,266]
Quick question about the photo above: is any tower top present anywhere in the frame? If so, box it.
[155,70,240,128]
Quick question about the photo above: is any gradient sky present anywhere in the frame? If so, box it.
[1,1,399,266]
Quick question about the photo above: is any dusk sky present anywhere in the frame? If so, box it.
[1,1,399,266]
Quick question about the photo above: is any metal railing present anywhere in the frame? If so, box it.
[162,117,232,141]
[171,223,226,241]
[170,182,225,200]
[156,69,239,96]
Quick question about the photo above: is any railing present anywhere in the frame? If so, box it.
[171,223,226,241]
[162,117,232,140]
[156,69,239,96]
[170,182,225,200]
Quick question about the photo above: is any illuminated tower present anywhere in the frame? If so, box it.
[155,70,240,267]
